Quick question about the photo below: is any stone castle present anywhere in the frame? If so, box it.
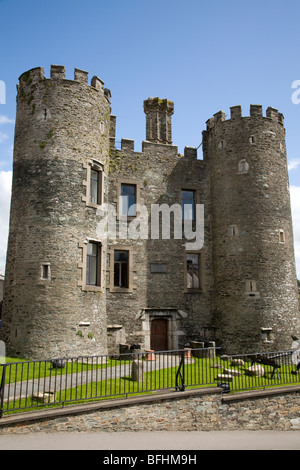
[1,65,300,360]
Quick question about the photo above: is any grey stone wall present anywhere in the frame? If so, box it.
[106,136,213,351]
[1,66,111,359]
[205,106,300,353]
[1,64,299,360]
[0,388,299,433]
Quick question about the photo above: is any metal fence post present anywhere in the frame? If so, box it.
[0,364,7,419]
[175,349,186,391]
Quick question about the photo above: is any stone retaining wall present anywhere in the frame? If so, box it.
[0,387,299,434]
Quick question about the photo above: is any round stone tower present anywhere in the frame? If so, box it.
[204,104,300,353]
[1,66,111,359]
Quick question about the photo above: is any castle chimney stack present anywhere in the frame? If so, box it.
[144,97,174,144]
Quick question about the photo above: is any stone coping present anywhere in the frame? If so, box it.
[222,384,300,403]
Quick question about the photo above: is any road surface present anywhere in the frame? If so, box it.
[0,431,299,450]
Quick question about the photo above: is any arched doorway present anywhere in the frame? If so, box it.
[151,318,168,351]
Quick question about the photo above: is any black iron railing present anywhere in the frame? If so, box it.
[0,347,299,417]
[218,350,300,393]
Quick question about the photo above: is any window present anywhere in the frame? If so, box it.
[78,240,103,292]
[245,280,259,298]
[86,242,101,286]
[261,328,274,343]
[114,250,129,288]
[247,280,256,292]
[90,169,100,205]
[229,225,239,237]
[279,230,285,243]
[121,184,136,217]
[82,160,103,208]
[186,253,200,289]
[41,263,51,281]
[107,246,136,293]
[182,190,195,221]
[238,159,249,174]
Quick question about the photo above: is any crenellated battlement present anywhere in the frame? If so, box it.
[206,105,284,131]
[18,65,110,100]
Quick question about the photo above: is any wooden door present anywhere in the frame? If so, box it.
[151,318,168,351]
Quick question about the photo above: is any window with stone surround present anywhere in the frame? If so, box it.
[41,263,51,281]
[86,242,101,286]
[90,169,101,205]
[279,229,285,243]
[107,246,136,293]
[114,250,129,288]
[82,160,104,208]
[78,240,103,292]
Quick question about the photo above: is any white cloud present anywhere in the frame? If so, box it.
[0,131,8,144]
[290,185,300,279]
[0,170,12,274]
[0,115,15,125]
[288,159,300,172]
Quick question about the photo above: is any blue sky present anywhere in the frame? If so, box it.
[1,0,300,275]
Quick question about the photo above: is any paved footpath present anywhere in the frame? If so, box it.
[0,431,299,450]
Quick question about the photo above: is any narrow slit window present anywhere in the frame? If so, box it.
[41,263,51,281]
[229,225,239,237]
[246,280,259,297]
[182,190,196,221]
[279,230,285,243]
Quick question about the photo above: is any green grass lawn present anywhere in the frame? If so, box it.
[0,356,127,384]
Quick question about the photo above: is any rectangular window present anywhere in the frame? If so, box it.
[86,242,101,286]
[182,190,195,221]
[279,230,285,243]
[114,250,129,288]
[245,279,259,297]
[90,169,100,205]
[186,253,200,289]
[121,184,136,217]
[41,263,51,281]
